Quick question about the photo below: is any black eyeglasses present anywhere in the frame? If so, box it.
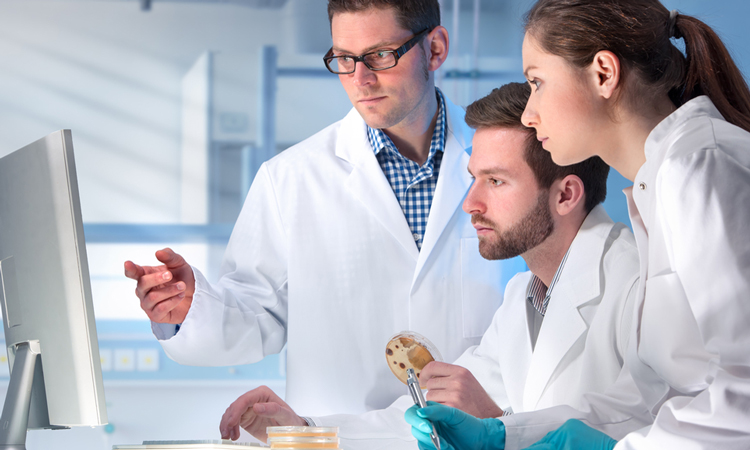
[323,28,431,75]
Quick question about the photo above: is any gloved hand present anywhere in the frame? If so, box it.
[404,401,505,450]
[523,419,617,450]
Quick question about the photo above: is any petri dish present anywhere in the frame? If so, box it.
[385,331,443,385]
[267,436,339,449]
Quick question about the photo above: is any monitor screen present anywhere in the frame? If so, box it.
[0,130,107,445]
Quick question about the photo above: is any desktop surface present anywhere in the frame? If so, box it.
[113,439,266,449]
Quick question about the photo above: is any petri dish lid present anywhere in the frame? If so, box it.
[266,426,338,437]
[268,436,339,449]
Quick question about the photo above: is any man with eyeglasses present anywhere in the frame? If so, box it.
[124,0,503,422]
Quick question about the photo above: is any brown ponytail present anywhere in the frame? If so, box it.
[677,15,750,132]
[524,0,750,133]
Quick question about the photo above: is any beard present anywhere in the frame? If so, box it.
[472,190,554,260]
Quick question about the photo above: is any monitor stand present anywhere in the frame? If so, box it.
[0,341,66,450]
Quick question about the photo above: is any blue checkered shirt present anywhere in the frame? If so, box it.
[366,89,447,250]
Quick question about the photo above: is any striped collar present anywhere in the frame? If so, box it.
[526,247,571,316]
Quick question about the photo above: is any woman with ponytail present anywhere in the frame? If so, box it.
[405,1,750,449]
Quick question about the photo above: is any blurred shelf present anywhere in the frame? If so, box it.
[83,224,234,244]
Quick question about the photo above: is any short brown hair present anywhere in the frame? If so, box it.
[327,0,440,34]
[465,82,609,213]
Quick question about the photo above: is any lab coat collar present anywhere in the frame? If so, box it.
[552,205,614,304]
[637,96,721,191]
[334,107,375,166]
[522,205,618,410]
[336,107,420,260]
[632,96,723,242]
[334,97,474,269]
[643,95,722,164]
[414,96,474,279]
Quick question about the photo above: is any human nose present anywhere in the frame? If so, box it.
[463,181,486,215]
[521,97,538,128]
[349,60,376,86]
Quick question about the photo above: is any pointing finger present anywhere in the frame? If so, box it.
[155,248,187,269]
[124,261,145,280]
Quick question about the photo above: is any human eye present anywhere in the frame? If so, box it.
[364,50,396,69]
[527,78,541,92]
[489,178,504,187]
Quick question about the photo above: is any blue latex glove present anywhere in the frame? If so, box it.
[523,419,617,450]
[404,401,505,450]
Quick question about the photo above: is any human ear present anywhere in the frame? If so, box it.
[589,50,621,100]
[552,174,585,217]
[425,26,449,71]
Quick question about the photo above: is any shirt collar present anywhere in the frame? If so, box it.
[366,87,447,164]
[526,246,572,317]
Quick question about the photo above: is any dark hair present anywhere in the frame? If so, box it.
[327,0,440,34]
[465,82,609,214]
[525,0,750,133]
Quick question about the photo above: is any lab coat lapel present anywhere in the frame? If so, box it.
[414,99,473,279]
[337,108,420,260]
[495,274,535,411]
[522,207,610,411]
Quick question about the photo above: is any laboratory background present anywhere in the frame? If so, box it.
[0,0,747,448]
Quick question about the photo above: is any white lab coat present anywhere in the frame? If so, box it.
[462,206,642,415]
[309,206,652,450]
[614,96,750,449]
[153,96,505,416]
[502,96,750,449]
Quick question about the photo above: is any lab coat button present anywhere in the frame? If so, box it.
[638,182,647,190]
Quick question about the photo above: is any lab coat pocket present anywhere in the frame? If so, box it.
[460,237,503,338]
[639,272,712,392]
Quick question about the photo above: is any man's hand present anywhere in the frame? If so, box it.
[124,248,195,324]
[220,386,307,442]
[422,361,504,419]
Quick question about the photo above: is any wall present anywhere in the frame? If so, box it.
[0,0,337,224]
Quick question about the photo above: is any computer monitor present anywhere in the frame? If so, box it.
[0,130,108,449]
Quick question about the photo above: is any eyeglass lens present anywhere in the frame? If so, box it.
[331,52,397,73]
